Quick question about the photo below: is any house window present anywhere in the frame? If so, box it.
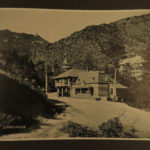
[73,78,77,83]
[70,78,72,83]
[56,79,60,83]
[64,79,68,84]
[99,84,109,96]
[81,88,88,93]
[70,78,76,83]
[75,88,80,94]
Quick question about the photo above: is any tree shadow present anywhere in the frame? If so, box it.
[42,98,69,119]
[0,74,69,136]
[0,99,69,136]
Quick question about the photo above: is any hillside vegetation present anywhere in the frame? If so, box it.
[0,30,50,87]
[47,14,150,69]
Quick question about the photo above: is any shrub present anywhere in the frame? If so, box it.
[62,118,138,138]
[98,117,123,137]
[61,121,100,137]
[98,117,137,138]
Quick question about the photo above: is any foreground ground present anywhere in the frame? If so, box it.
[1,92,150,139]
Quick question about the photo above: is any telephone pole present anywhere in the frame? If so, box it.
[45,65,48,95]
[113,67,117,101]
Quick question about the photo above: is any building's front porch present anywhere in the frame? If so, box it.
[57,87,70,97]
[71,87,94,98]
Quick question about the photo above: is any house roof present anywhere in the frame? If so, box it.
[115,83,128,89]
[53,68,87,79]
[77,71,112,83]
[108,78,128,89]
[53,69,128,89]
[74,71,127,89]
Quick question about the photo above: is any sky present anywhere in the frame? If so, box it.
[0,8,150,43]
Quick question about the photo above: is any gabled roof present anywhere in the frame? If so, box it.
[115,83,128,89]
[76,71,112,83]
[53,69,128,89]
[74,71,127,89]
[108,77,128,89]
[53,68,87,79]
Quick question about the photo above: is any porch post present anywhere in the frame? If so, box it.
[61,88,64,96]
[57,88,59,96]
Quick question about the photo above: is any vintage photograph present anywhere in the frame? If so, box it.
[0,8,150,139]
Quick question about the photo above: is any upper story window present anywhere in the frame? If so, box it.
[64,79,68,84]
[70,77,77,83]
[56,79,60,83]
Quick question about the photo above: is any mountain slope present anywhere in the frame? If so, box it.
[1,14,150,79]
[48,13,150,71]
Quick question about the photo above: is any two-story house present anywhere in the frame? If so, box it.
[53,68,128,101]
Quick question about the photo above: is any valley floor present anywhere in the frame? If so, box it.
[1,92,150,139]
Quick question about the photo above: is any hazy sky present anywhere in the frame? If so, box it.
[0,8,150,43]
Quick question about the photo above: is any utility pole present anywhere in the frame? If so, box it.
[44,43,50,95]
[113,67,117,101]
[45,64,48,95]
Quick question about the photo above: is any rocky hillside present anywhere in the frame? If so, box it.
[48,13,150,71]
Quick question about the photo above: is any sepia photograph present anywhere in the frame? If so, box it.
[1,8,150,140]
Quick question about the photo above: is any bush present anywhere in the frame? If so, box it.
[98,117,123,137]
[98,117,137,138]
[61,121,100,137]
[62,117,138,138]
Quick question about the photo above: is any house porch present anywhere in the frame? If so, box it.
[57,87,70,97]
